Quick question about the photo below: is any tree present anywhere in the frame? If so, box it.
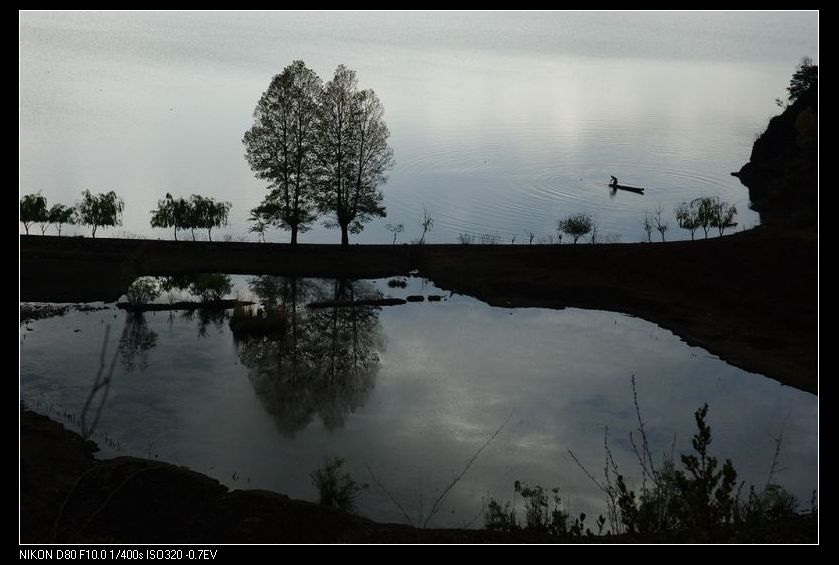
[78,190,124,238]
[787,57,817,103]
[38,208,51,236]
[150,193,189,241]
[653,204,668,243]
[244,61,322,245]
[150,193,183,240]
[589,220,600,244]
[558,212,594,244]
[418,208,433,244]
[248,205,272,243]
[642,212,654,243]
[20,193,48,235]
[385,223,404,244]
[317,65,394,246]
[675,201,700,240]
[188,195,231,241]
[48,204,77,236]
[692,197,716,239]
[710,199,738,237]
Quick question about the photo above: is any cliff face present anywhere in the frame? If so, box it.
[734,85,817,226]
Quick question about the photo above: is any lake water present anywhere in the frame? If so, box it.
[20,276,817,529]
[19,11,817,244]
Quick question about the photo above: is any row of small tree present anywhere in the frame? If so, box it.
[673,196,737,240]
[21,190,232,241]
[20,190,124,237]
[243,61,394,246]
[641,197,737,243]
[555,196,737,246]
[150,193,232,241]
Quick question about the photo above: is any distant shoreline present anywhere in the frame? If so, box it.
[20,229,817,393]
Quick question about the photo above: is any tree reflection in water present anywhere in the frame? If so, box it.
[179,307,228,338]
[118,313,158,372]
[234,277,382,436]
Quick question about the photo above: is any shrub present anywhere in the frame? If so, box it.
[311,457,362,513]
[125,277,161,307]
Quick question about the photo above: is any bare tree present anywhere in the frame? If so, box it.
[418,208,433,244]
[244,61,321,245]
[642,211,654,243]
[589,219,600,244]
[653,203,668,242]
[385,223,404,244]
[316,66,394,246]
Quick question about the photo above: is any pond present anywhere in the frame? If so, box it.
[20,275,817,529]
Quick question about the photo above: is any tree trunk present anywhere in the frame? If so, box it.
[290,225,298,245]
[191,228,195,241]
[57,225,62,236]
[208,228,212,242]
[174,228,178,241]
[340,225,349,246]
[24,224,30,235]
[92,225,97,238]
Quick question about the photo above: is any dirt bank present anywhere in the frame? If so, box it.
[20,228,817,393]
[19,409,572,543]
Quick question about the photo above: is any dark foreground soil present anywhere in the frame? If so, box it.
[20,228,817,393]
[20,409,817,544]
[18,410,577,543]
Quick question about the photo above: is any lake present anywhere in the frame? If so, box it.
[19,11,817,243]
[20,275,817,529]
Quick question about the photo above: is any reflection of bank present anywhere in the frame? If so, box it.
[234,277,382,436]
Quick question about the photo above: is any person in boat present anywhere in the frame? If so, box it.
[610,175,618,187]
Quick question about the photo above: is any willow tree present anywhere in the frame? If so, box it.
[78,190,124,238]
[244,61,321,245]
[189,195,231,241]
[675,201,700,240]
[48,204,77,236]
[150,193,181,240]
[20,193,48,235]
[710,199,738,237]
[317,65,394,246]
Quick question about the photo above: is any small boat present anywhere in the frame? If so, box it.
[609,183,645,194]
